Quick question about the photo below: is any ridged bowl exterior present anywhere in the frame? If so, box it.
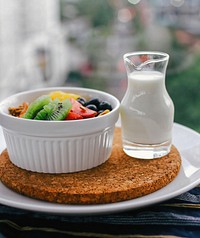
[0,87,120,173]
[3,127,114,173]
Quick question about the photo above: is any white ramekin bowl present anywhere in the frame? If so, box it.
[0,87,120,173]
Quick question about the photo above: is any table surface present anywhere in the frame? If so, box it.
[0,185,200,237]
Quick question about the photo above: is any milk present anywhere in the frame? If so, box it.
[120,70,174,145]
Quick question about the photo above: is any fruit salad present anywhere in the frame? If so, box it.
[8,91,113,121]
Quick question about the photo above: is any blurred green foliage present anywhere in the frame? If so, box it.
[61,0,199,133]
[76,0,114,28]
[167,53,200,132]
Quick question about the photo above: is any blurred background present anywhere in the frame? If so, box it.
[0,0,199,132]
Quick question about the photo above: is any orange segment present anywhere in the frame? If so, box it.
[49,91,80,101]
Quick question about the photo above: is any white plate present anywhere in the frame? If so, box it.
[0,123,200,215]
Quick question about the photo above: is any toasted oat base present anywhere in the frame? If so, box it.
[0,128,181,204]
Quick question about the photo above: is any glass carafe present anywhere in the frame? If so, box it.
[120,51,174,159]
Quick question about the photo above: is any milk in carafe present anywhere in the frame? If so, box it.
[120,52,174,159]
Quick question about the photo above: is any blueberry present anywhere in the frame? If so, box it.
[98,101,112,111]
[77,97,86,105]
[86,104,98,111]
[85,98,100,107]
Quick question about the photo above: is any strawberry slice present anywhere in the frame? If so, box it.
[66,98,97,119]
[66,111,83,120]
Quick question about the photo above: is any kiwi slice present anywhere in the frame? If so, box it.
[47,99,72,121]
[34,99,59,120]
[23,95,52,119]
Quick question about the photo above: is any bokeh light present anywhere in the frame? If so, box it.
[128,0,141,5]
[170,0,185,7]
[118,8,133,23]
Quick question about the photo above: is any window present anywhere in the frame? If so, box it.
[0,0,199,131]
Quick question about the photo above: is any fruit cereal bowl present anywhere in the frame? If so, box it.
[0,87,120,173]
